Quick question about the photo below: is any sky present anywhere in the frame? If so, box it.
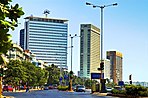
[10,0,148,82]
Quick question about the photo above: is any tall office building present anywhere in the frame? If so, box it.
[20,29,24,49]
[20,16,68,69]
[80,24,100,78]
[106,51,123,84]
[104,59,111,80]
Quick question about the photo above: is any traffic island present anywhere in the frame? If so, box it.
[92,92,108,96]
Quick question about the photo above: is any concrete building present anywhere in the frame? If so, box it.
[106,51,123,84]
[20,29,25,49]
[7,43,24,60]
[104,59,111,80]
[125,81,148,87]
[20,16,68,69]
[80,24,100,78]
[6,43,47,69]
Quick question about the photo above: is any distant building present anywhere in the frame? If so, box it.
[6,43,46,69]
[106,51,123,84]
[7,43,24,60]
[19,29,24,49]
[20,16,68,69]
[77,71,80,77]
[80,24,100,78]
[125,81,148,87]
[104,59,111,80]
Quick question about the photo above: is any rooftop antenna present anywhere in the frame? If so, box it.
[43,9,50,18]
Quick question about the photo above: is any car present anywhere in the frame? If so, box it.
[72,85,76,91]
[44,86,49,90]
[75,85,85,92]
[48,85,54,89]
[106,87,113,92]
[3,86,13,92]
[20,86,25,90]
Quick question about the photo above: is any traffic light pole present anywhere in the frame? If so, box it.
[0,76,2,97]
[0,66,3,97]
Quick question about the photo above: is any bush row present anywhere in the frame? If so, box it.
[111,85,148,97]
[57,86,68,91]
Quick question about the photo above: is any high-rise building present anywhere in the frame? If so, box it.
[80,24,100,78]
[106,51,123,84]
[20,29,24,49]
[104,59,111,80]
[20,16,68,69]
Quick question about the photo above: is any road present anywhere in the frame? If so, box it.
[3,89,117,98]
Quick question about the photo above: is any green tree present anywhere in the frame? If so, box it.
[4,60,49,87]
[0,0,24,55]
[35,67,48,86]
[46,64,60,85]
[22,61,38,86]
[4,60,27,86]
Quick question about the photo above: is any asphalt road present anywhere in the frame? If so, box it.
[3,89,117,98]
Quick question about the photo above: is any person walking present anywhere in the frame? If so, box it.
[26,86,30,92]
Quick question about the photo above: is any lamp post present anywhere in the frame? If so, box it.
[86,2,117,92]
[69,34,78,92]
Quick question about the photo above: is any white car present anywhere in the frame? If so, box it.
[76,85,85,92]
[106,87,113,92]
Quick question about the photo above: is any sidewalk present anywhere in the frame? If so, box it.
[14,88,41,92]
[2,95,14,98]
[2,88,42,98]
[92,92,108,96]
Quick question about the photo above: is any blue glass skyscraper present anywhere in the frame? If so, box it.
[21,16,68,69]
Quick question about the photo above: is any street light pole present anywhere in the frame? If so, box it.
[69,34,77,92]
[70,36,73,71]
[100,7,103,63]
[86,2,117,92]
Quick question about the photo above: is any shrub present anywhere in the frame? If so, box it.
[111,89,120,94]
[57,86,68,91]
[118,90,126,95]
[125,85,147,96]
[139,91,148,97]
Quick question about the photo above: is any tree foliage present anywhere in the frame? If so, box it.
[46,64,60,85]
[4,60,48,87]
[0,0,24,55]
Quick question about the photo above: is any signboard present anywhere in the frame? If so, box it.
[64,75,68,80]
[59,77,63,81]
[118,81,124,86]
[91,73,104,79]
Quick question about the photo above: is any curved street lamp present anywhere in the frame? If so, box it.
[86,2,117,92]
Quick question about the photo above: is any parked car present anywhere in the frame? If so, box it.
[20,86,25,90]
[44,86,49,90]
[72,85,76,91]
[48,85,54,89]
[106,87,113,92]
[3,86,13,92]
[75,85,85,92]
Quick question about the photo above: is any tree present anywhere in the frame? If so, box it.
[4,60,27,86]
[4,60,49,87]
[35,67,48,86]
[21,61,38,86]
[46,64,60,85]
[0,0,24,57]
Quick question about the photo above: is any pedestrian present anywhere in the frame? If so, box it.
[26,86,30,92]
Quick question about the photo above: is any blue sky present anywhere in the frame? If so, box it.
[10,0,148,82]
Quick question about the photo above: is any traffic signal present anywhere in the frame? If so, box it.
[129,74,132,80]
[0,68,3,77]
[69,71,73,79]
[100,62,104,70]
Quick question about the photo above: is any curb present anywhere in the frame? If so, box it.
[93,92,108,96]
